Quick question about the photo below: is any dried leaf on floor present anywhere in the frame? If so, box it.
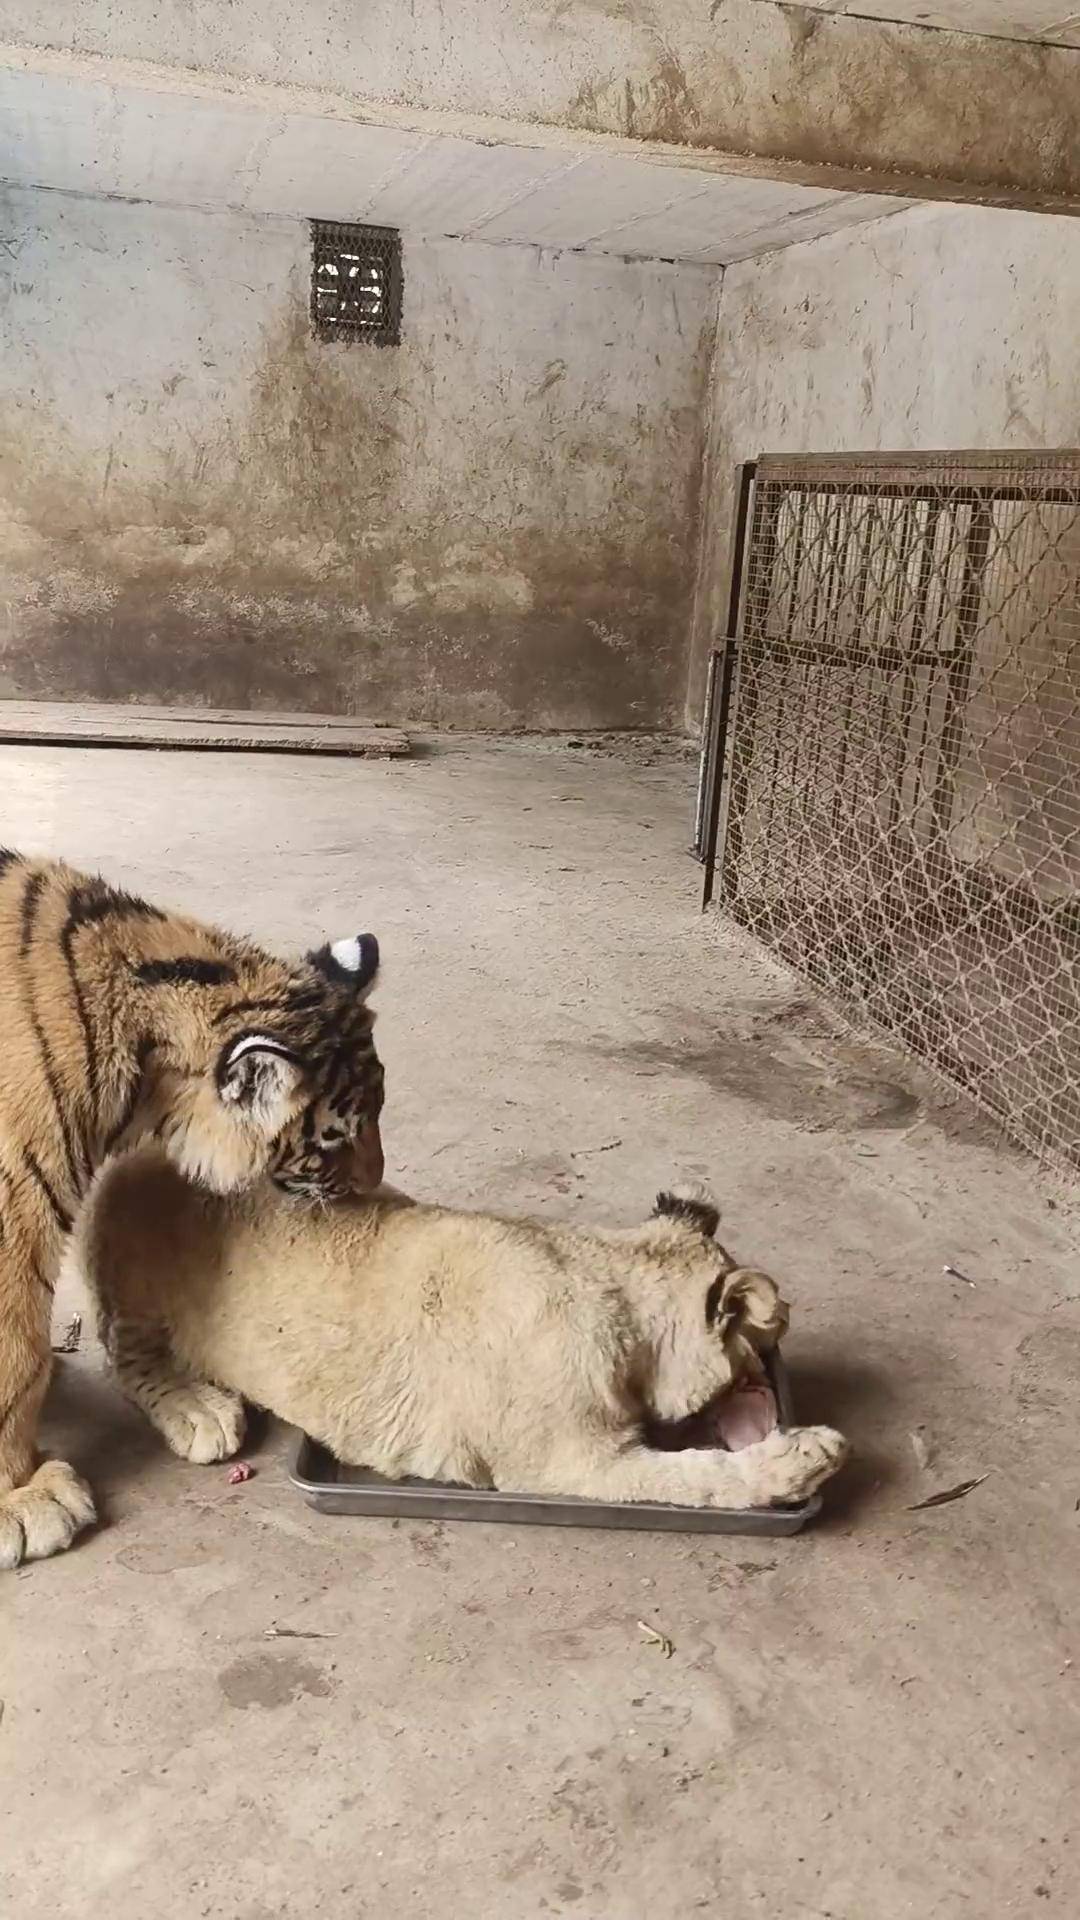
[906,1474,988,1511]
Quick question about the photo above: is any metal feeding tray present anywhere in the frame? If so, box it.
[289,1349,823,1537]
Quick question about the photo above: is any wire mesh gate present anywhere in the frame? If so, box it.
[700,452,1080,1174]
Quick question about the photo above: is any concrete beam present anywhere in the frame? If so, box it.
[2,1,1079,214]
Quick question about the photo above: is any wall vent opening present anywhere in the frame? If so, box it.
[310,220,402,346]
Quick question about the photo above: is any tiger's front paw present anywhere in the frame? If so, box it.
[0,1460,97,1568]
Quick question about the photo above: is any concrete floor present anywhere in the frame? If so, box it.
[2,735,1078,1920]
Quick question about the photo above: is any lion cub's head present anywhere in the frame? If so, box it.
[641,1186,789,1424]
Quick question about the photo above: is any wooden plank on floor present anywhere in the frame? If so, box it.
[0,701,410,757]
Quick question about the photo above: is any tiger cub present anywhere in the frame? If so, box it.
[0,848,385,1569]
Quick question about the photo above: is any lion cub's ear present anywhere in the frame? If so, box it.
[653,1185,720,1240]
[708,1267,789,1349]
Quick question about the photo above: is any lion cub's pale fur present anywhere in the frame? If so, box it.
[78,1155,848,1511]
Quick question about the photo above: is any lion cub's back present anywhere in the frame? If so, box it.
[84,1151,570,1350]
[82,1150,228,1327]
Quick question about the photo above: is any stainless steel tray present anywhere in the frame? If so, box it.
[289,1349,824,1536]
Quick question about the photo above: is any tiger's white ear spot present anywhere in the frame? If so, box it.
[330,936,363,973]
[306,933,379,994]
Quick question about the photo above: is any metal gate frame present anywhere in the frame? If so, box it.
[698,450,1080,1173]
[696,461,755,898]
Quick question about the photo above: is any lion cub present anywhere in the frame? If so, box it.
[78,1156,848,1512]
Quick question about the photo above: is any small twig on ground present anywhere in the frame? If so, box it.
[264,1626,336,1641]
[570,1139,622,1160]
[943,1264,977,1288]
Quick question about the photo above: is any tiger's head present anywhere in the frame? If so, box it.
[132,931,386,1201]
[263,936,386,1202]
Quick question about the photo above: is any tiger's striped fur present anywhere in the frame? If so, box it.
[0,849,384,1568]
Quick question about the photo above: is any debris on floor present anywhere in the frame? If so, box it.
[943,1264,978,1288]
[51,1314,82,1355]
[637,1620,675,1658]
[264,1625,336,1641]
[227,1461,256,1485]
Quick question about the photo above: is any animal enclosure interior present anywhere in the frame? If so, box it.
[7,181,1077,1162]
[3,14,1080,1916]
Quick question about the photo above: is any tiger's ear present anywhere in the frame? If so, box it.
[306,933,380,997]
[218,1034,306,1124]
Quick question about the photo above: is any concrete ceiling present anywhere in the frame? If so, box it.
[0,65,912,266]
[4,5,1078,223]
[774,0,1080,44]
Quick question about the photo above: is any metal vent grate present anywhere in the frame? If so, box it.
[310,220,402,345]
[701,452,1080,1174]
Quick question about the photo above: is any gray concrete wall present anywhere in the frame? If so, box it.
[0,186,718,727]
[690,202,1080,720]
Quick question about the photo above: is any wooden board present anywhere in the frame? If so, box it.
[0,702,410,758]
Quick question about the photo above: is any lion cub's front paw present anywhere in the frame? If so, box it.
[152,1382,246,1464]
[739,1425,849,1506]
